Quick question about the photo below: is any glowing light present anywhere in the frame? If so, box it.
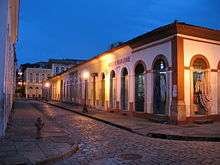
[44,82,50,88]
[18,72,22,76]
[100,54,114,62]
[82,71,90,80]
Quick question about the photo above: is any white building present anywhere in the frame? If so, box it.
[49,59,85,76]
[25,68,51,99]
[0,0,19,136]
[49,22,220,123]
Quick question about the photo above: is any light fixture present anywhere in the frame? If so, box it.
[82,71,90,80]
[44,82,50,88]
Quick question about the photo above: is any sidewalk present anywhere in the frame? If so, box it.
[48,101,220,142]
[0,100,78,165]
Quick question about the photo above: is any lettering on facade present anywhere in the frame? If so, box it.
[109,56,131,67]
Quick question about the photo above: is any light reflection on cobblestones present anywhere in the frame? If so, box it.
[32,101,220,165]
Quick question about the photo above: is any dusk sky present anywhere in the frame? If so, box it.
[17,0,220,64]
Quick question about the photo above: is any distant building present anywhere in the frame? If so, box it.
[25,68,51,99]
[0,0,19,136]
[49,59,85,76]
[16,62,50,97]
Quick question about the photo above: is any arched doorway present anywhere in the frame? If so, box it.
[191,56,210,115]
[153,58,167,114]
[110,70,116,109]
[121,68,128,110]
[101,73,105,107]
[135,63,145,112]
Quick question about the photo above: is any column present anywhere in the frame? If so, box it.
[128,73,135,112]
[146,70,153,114]
[171,36,186,122]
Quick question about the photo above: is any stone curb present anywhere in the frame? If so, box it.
[147,133,220,142]
[35,145,79,165]
[44,101,220,142]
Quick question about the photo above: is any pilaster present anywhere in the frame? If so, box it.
[171,36,186,122]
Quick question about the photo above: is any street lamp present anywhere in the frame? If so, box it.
[82,71,89,113]
[44,81,50,101]
[44,82,50,88]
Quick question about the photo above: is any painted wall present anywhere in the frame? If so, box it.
[51,77,62,101]
[55,39,173,115]
[0,0,19,136]
[25,68,51,98]
[0,0,9,137]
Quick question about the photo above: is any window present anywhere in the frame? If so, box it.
[135,63,145,112]
[121,68,128,110]
[191,57,210,115]
[153,59,167,114]
[36,73,39,83]
[56,67,59,74]
[30,73,33,82]
[41,74,45,81]
[110,70,116,109]
[101,73,105,106]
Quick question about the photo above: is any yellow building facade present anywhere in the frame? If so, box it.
[49,22,220,123]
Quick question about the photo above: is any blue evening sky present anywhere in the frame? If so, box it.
[17,0,220,64]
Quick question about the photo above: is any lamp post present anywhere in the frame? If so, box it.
[82,71,89,113]
[44,81,50,101]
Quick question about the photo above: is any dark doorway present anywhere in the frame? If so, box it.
[135,63,145,112]
[153,59,167,114]
[101,73,105,107]
[121,68,128,110]
[110,70,116,109]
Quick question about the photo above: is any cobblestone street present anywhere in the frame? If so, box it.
[1,100,220,165]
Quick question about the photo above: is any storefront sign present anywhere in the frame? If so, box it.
[109,56,131,67]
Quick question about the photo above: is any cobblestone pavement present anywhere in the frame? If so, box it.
[0,100,77,164]
[28,101,220,165]
[48,101,220,139]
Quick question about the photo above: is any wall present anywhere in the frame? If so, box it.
[52,63,73,76]
[58,38,173,115]
[0,0,19,136]
[0,0,9,137]
[51,77,62,101]
[25,68,52,99]
[183,37,220,117]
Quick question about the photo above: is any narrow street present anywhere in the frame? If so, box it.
[1,100,219,165]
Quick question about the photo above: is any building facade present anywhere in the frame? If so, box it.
[49,59,85,76]
[48,22,220,123]
[25,68,51,99]
[0,0,19,136]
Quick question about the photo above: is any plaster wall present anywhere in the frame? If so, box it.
[0,0,9,136]
[59,39,173,113]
